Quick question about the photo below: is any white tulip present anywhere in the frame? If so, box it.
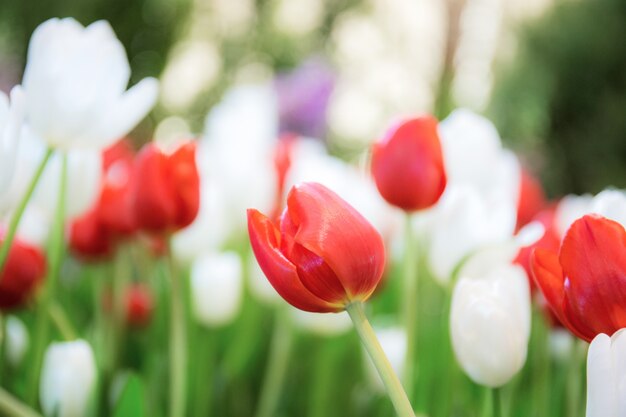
[40,339,97,417]
[439,109,521,205]
[5,316,29,367]
[586,330,626,417]
[363,326,406,391]
[0,86,25,195]
[422,109,522,283]
[175,84,278,258]
[290,309,352,336]
[555,190,626,236]
[426,187,518,283]
[23,18,158,150]
[450,263,531,387]
[190,251,244,327]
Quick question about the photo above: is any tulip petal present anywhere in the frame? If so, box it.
[586,333,615,417]
[560,215,626,337]
[169,142,200,229]
[531,248,592,341]
[285,183,385,301]
[247,209,341,312]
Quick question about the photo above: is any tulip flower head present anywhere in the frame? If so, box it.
[0,236,47,311]
[586,330,626,417]
[130,141,200,234]
[371,116,447,212]
[22,18,158,150]
[450,263,531,387]
[247,182,386,312]
[125,284,153,327]
[532,214,626,342]
[40,339,96,417]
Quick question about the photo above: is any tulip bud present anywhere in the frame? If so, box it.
[532,215,626,341]
[371,116,447,212]
[4,315,29,367]
[130,141,200,234]
[69,208,114,260]
[190,252,243,327]
[125,284,153,327]
[450,263,531,387]
[40,339,97,417]
[248,182,385,313]
[0,236,47,311]
[586,330,626,417]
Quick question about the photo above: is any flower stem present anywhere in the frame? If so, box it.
[47,301,77,340]
[27,152,67,407]
[168,244,187,417]
[346,302,414,417]
[492,388,502,417]
[0,387,42,417]
[0,148,53,271]
[255,309,293,417]
[402,213,418,400]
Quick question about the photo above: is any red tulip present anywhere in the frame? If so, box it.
[69,208,114,259]
[371,116,447,211]
[99,140,136,235]
[126,284,153,327]
[0,237,47,311]
[531,214,626,341]
[515,207,561,287]
[130,141,200,234]
[247,182,386,312]
[516,168,546,230]
[271,133,297,221]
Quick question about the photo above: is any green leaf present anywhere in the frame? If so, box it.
[113,373,147,417]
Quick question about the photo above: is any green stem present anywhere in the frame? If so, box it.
[0,387,42,417]
[346,302,414,417]
[255,310,293,417]
[192,325,215,417]
[27,152,67,407]
[168,245,187,417]
[0,148,52,272]
[402,214,418,401]
[48,301,77,340]
[492,388,502,417]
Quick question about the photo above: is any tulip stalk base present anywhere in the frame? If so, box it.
[402,214,418,400]
[168,245,187,417]
[346,302,414,417]
[27,152,67,407]
[0,148,53,272]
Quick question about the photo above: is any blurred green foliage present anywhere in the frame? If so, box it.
[490,0,626,197]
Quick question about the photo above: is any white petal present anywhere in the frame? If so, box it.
[40,340,96,417]
[190,252,243,327]
[5,316,29,367]
[586,333,615,417]
[82,77,159,149]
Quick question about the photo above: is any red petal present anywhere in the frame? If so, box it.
[560,215,626,338]
[168,142,200,229]
[131,144,178,232]
[531,248,592,340]
[371,116,447,211]
[247,209,341,312]
[0,238,47,311]
[285,183,385,301]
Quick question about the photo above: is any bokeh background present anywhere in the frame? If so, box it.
[2,2,625,417]
[2,0,624,197]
